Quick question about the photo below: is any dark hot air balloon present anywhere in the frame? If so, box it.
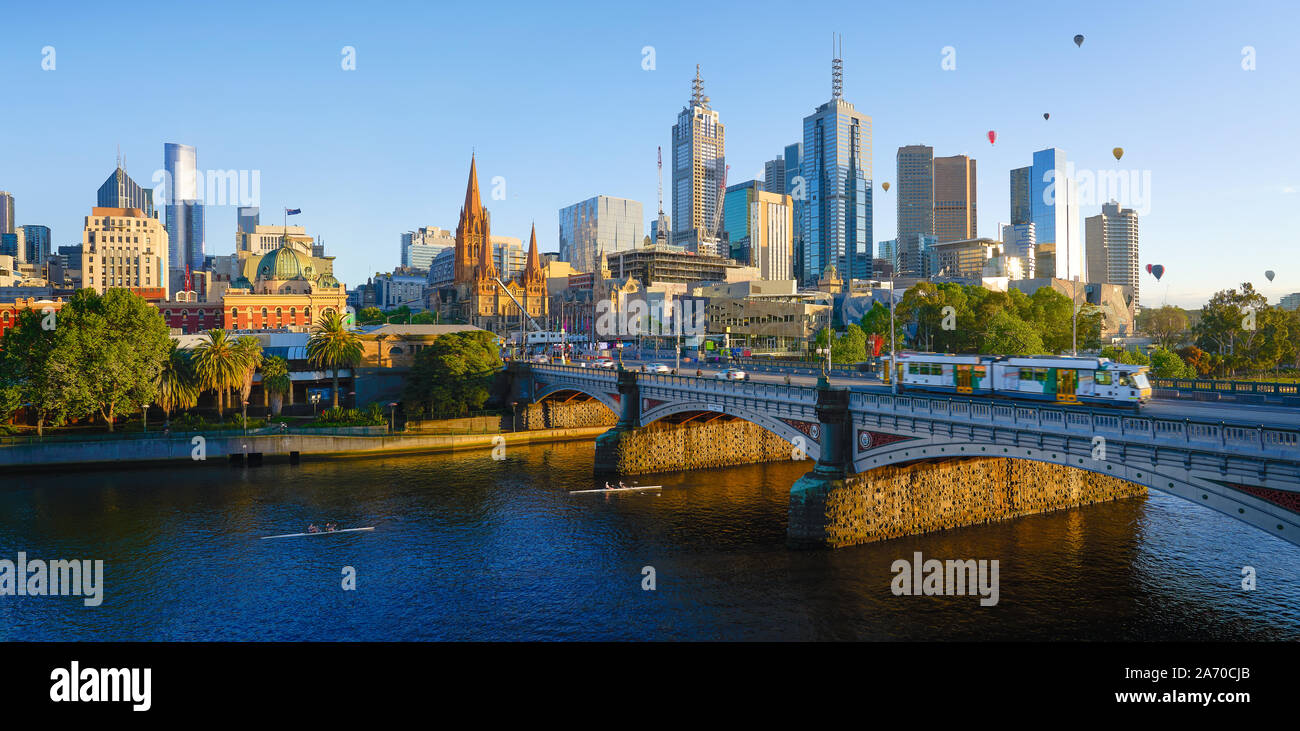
[1074,35,1084,47]
[1043,113,1050,120]
[1266,270,1276,282]
[987,130,997,145]
[1150,264,1165,281]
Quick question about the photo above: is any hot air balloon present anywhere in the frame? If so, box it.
[1266,270,1276,282]
[987,130,997,145]
[1074,35,1084,47]
[1150,264,1165,281]
[1043,113,1050,120]
[1112,147,1124,161]
[1145,264,1153,274]
[881,182,890,192]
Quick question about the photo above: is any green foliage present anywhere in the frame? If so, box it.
[857,301,905,353]
[260,356,291,397]
[157,341,201,416]
[830,324,868,364]
[403,331,503,417]
[192,329,246,416]
[979,310,1045,355]
[1146,347,1194,378]
[410,311,438,324]
[1193,283,1295,375]
[307,310,363,408]
[357,307,385,324]
[311,406,384,427]
[1137,305,1189,348]
[1099,345,1150,366]
[896,282,1099,354]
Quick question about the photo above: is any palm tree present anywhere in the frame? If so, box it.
[307,310,363,408]
[156,341,201,422]
[260,356,291,415]
[192,329,245,417]
[234,336,264,416]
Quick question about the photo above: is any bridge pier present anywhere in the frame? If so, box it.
[594,368,640,474]
[788,378,853,548]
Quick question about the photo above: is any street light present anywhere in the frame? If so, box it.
[310,391,321,418]
[242,398,249,435]
[388,402,397,433]
[142,404,149,433]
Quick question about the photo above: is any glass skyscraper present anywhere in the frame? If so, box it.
[723,180,762,262]
[97,167,155,218]
[19,224,51,266]
[783,143,803,282]
[670,66,725,256]
[1014,148,1081,281]
[895,145,933,276]
[801,95,872,284]
[558,195,643,273]
[163,142,205,272]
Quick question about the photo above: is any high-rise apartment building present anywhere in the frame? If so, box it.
[671,66,726,257]
[0,191,14,234]
[558,195,643,273]
[1011,148,1081,281]
[763,157,784,195]
[895,145,933,276]
[748,191,794,282]
[934,154,976,243]
[97,167,155,219]
[163,143,205,272]
[401,226,455,270]
[1085,201,1140,306]
[82,206,170,298]
[801,45,872,283]
[19,225,51,267]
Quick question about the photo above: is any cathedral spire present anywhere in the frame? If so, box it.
[464,154,482,215]
[526,223,541,271]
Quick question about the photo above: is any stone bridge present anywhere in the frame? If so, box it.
[511,363,1300,548]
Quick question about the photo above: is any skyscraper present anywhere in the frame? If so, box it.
[763,156,785,195]
[749,190,794,281]
[558,195,643,272]
[0,191,14,234]
[163,143,205,272]
[784,143,804,282]
[895,145,934,275]
[934,154,977,243]
[801,40,872,283]
[671,65,726,257]
[1085,201,1140,306]
[401,226,454,270]
[238,206,261,234]
[97,166,155,218]
[723,180,763,262]
[19,225,51,266]
[1011,148,1081,281]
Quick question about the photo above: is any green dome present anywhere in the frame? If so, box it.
[255,246,314,281]
[232,276,252,290]
[318,274,340,288]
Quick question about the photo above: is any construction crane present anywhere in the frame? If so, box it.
[493,277,543,333]
[711,161,729,254]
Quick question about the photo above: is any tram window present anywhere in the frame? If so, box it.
[1118,373,1133,387]
[908,364,919,375]
[1095,371,1111,385]
[974,366,985,376]
[1020,368,1033,380]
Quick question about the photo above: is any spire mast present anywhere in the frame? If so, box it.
[832,33,843,99]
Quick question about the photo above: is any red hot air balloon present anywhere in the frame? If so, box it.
[1150,264,1165,281]
[1145,264,1153,274]
[987,130,997,145]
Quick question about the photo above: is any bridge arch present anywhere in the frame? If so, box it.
[641,400,821,461]
[852,437,1300,547]
[532,383,620,416]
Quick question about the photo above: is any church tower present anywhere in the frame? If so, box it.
[455,155,490,285]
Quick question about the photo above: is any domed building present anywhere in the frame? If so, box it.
[220,239,347,331]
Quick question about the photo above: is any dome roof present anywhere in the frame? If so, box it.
[232,276,253,290]
[318,274,341,288]
[255,245,316,282]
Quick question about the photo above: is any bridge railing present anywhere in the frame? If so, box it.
[850,391,1300,459]
[1150,377,1300,405]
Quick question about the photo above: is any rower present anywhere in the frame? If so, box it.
[308,523,320,533]
[605,482,613,490]
[618,481,627,489]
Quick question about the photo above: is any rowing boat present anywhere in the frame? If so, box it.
[569,486,663,494]
[261,527,376,539]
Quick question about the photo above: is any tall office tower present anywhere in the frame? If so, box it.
[401,226,454,269]
[723,180,763,262]
[934,154,976,243]
[1000,222,1036,279]
[802,40,872,283]
[895,145,934,276]
[237,206,261,234]
[783,142,804,282]
[877,239,896,265]
[0,191,14,234]
[1011,148,1080,280]
[0,230,23,262]
[82,206,170,297]
[671,65,726,257]
[558,195,643,272]
[764,156,785,195]
[748,190,794,281]
[163,143,205,272]
[1085,201,1140,305]
[19,225,51,266]
[97,165,155,218]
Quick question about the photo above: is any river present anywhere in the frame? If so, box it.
[2,440,1297,641]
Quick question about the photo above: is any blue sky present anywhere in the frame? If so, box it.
[2,0,1297,308]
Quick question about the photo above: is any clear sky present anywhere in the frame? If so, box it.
[2,0,1296,309]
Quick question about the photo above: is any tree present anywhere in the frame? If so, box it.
[1176,345,1214,378]
[858,301,905,354]
[156,341,201,420]
[1147,347,1194,378]
[1193,283,1269,373]
[831,324,868,364]
[358,307,385,325]
[403,331,503,417]
[234,336,265,415]
[411,311,438,324]
[0,309,96,435]
[192,329,246,417]
[1138,305,1189,348]
[260,356,292,414]
[1100,345,1151,366]
[980,310,1045,355]
[55,288,171,431]
[307,310,363,408]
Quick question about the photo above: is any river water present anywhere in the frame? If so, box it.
[1,440,1297,641]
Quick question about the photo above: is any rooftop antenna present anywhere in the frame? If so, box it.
[691,64,705,108]
[832,33,843,99]
[656,146,667,246]
[116,144,121,170]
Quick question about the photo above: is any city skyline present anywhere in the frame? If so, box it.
[1,1,1297,307]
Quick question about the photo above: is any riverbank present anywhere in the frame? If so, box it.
[0,426,608,473]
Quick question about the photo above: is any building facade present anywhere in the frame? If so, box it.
[97,167,155,219]
[163,142,205,272]
[401,226,455,270]
[19,225,50,267]
[1085,201,1140,306]
[671,66,726,257]
[1012,148,1081,281]
[558,195,643,273]
[895,145,934,276]
[748,190,794,282]
[934,154,977,243]
[0,192,13,234]
[81,207,170,299]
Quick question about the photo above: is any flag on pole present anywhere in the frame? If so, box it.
[285,208,302,215]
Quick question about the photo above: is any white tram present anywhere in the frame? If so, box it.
[888,352,1153,408]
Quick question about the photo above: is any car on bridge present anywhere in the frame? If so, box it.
[644,363,672,374]
[715,368,748,381]
[593,358,616,369]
